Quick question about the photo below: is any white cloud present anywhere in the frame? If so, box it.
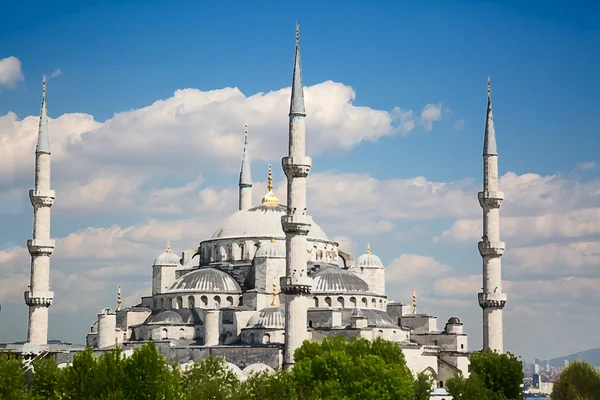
[50,68,62,79]
[0,56,24,87]
[453,119,465,131]
[576,161,596,170]
[420,103,443,131]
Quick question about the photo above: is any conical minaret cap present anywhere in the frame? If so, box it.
[36,77,51,154]
[483,76,498,156]
[239,124,252,187]
[289,23,306,117]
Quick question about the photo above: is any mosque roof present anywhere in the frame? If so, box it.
[343,308,398,328]
[154,243,180,266]
[311,267,370,294]
[168,268,241,293]
[245,306,285,330]
[145,309,201,325]
[255,238,286,258]
[210,204,329,241]
[355,244,384,269]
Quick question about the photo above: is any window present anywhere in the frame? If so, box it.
[439,381,444,388]
[350,297,357,307]
[214,296,221,306]
[188,296,195,309]
[226,296,234,306]
[461,344,464,349]
[201,296,208,306]
[313,297,319,307]
[309,320,313,328]
[176,297,183,309]
[361,297,368,306]
[337,296,344,307]
[262,334,270,344]
[325,297,332,307]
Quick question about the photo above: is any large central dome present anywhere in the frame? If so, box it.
[211,204,330,241]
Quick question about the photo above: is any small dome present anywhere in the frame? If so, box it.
[154,244,180,266]
[169,268,242,293]
[312,267,370,294]
[447,317,462,325]
[146,310,184,325]
[246,307,285,329]
[255,238,286,259]
[355,244,384,269]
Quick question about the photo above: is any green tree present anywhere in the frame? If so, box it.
[551,360,600,400]
[292,336,415,400]
[0,352,30,400]
[60,348,99,399]
[93,348,127,400]
[447,350,523,400]
[121,343,184,400]
[413,371,434,400]
[30,357,62,400]
[237,369,299,400]
[181,355,239,400]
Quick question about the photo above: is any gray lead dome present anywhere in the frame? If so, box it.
[312,267,370,294]
[246,307,285,329]
[169,268,242,293]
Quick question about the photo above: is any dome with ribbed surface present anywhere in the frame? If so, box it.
[211,204,329,241]
[245,307,284,329]
[154,247,181,266]
[355,246,384,269]
[447,317,462,325]
[168,268,241,293]
[255,239,286,258]
[312,267,370,294]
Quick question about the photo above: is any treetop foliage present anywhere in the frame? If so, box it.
[551,360,600,400]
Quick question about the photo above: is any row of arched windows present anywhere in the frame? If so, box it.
[154,295,239,310]
[312,296,386,309]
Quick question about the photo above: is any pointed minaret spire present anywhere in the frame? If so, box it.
[483,76,497,156]
[238,123,253,210]
[36,77,51,154]
[289,23,306,117]
[116,285,122,311]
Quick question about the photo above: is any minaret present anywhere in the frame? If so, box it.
[478,77,507,353]
[25,77,56,346]
[280,23,313,370]
[239,124,252,210]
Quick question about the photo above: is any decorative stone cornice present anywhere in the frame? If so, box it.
[478,240,505,257]
[478,292,507,310]
[477,191,504,209]
[280,276,312,294]
[282,215,312,236]
[24,290,54,307]
[282,156,312,178]
[29,189,56,208]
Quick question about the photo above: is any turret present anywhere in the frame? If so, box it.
[239,124,252,210]
[25,77,56,346]
[478,77,507,353]
[280,24,313,370]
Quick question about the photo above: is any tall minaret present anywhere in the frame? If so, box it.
[25,77,56,346]
[280,24,313,370]
[239,123,252,210]
[477,77,507,353]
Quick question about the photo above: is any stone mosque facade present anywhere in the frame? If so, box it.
[17,25,509,399]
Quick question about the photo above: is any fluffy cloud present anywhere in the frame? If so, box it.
[420,103,443,131]
[0,56,23,87]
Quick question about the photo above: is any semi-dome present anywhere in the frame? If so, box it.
[211,204,329,241]
[312,267,370,294]
[355,244,384,269]
[168,268,241,293]
[255,238,286,258]
[246,306,285,329]
[154,244,180,266]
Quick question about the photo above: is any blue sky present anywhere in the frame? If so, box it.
[0,0,599,362]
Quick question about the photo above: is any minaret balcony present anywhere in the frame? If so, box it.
[477,191,504,209]
[478,240,505,257]
[29,189,56,208]
[24,290,54,307]
[282,156,312,178]
[27,239,56,256]
[280,276,312,294]
[478,292,507,310]
[282,215,312,235]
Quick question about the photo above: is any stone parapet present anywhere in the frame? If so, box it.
[478,240,505,257]
[281,215,312,235]
[282,156,312,178]
[478,191,504,208]
[27,239,55,256]
[478,292,507,310]
[280,276,312,294]
[29,189,56,208]
[24,290,54,307]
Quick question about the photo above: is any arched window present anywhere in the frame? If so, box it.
[179,328,185,340]
[313,297,319,307]
[337,296,344,308]
[176,297,183,309]
[325,297,332,307]
[350,297,357,308]
[461,344,464,349]
[240,243,245,259]
[166,297,172,309]
[201,296,208,306]
[262,334,270,344]
[214,296,221,306]
[219,246,227,261]
[371,298,376,307]
[239,296,244,306]
[188,296,195,309]
[434,340,439,346]
[308,320,313,328]
[232,243,240,260]
[161,328,168,340]
[226,296,234,306]
[311,246,317,262]
[361,297,368,306]
[440,381,444,388]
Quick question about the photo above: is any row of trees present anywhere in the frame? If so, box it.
[0,337,523,400]
[551,360,600,400]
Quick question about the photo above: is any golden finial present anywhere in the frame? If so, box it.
[366,243,371,254]
[271,237,276,243]
[165,241,172,253]
[412,289,417,314]
[117,285,122,311]
[487,76,491,95]
[261,165,279,205]
[271,281,278,306]
[296,22,300,44]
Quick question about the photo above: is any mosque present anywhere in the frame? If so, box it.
[18,25,508,399]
